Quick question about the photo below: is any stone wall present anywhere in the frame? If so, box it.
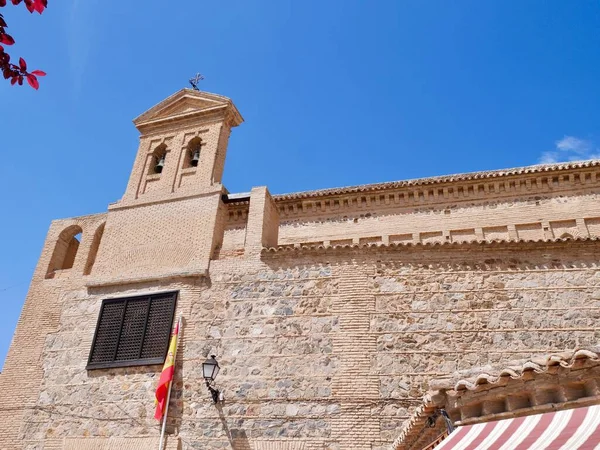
[6,237,598,450]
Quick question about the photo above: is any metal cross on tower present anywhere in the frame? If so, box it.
[189,73,205,91]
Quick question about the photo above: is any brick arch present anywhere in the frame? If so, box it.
[45,225,83,278]
[83,222,105,275]
[183,136,203,168]
[148,143,167,175]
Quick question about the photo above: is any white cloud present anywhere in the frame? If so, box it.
[556,136,588,153]
[539,151,559,164]
[538,136,600,164]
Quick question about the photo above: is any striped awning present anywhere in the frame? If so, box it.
[433,405,600,450]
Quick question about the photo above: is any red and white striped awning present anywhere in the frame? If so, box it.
[433,405,600,450]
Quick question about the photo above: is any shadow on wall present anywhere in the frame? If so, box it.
[216,403,252,450]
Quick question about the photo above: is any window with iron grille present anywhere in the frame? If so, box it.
[86,291,177,370]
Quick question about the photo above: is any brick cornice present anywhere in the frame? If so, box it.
[133,88,243,131]
[261,235,600,256]
[109,187,224,211]
[84,268,207,288]
[225,161,600,224]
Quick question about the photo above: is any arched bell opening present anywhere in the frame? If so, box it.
[46,225,83,278]
[184,137,202,169]
[149,143,168,175]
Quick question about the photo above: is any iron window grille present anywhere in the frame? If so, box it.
[86,291,178,370]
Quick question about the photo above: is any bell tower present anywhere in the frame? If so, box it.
[87,89,244,285]
[118,89,243,207]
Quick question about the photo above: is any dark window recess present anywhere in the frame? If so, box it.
[87,291,177,370]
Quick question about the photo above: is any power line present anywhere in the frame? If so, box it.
[0,281,28,293]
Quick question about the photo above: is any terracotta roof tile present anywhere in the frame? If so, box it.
[391,347,600,450]
[389,394,439,450]
[431,347,600,393]
[272,160,600,201]
[224,160,600,206]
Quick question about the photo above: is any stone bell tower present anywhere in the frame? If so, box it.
[87,89,244,286]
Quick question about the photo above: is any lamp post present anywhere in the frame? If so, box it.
[426,409,455,434]
[202,355,221,403]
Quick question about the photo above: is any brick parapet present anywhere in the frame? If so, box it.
[224,161,600,222]
[219,162,600,255]
[245,187,280,255]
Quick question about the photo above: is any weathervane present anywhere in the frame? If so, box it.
[189,73,204,91]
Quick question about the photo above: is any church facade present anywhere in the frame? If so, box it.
[1,89,600,450]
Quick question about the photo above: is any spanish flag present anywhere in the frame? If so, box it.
[154,319,180,420]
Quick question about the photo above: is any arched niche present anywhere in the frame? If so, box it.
[148,143,167,175]
[184,136,203,169]
[84,222,105,275]
[46,225,83,278]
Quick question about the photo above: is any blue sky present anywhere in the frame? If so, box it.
[1,1,600,367]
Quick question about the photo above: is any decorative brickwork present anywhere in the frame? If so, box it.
[1,89,600,450]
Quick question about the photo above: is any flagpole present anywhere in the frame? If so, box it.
[159,316,182,450]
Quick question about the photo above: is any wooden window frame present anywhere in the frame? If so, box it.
[86,291,178,370]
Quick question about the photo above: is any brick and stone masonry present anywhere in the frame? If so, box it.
[1,88,600,449]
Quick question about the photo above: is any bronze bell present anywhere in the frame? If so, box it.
[191,149,200,167]
[154,155,165,174]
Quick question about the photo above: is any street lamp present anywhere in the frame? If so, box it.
[202,355,221,403]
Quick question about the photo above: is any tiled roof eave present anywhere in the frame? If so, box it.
[272,160,600,202]
[391,347,600,450]
[389,394,439,450]
[433,347,600,393]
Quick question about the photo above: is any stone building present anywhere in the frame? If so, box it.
[1,89,600,450]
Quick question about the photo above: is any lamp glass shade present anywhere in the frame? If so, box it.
[202,355,220,381]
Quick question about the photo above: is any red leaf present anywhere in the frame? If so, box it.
[0,0,6,6]
[17,74,23,85]
[19,57,26,71]
[33,0,45,13]
[31,69,46,76]
[11,0,21,5]
[0,17,6,27]
[0,34,14,45]
[10,75,17,85]
[25,1,35,13]
[26,73,38,89]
